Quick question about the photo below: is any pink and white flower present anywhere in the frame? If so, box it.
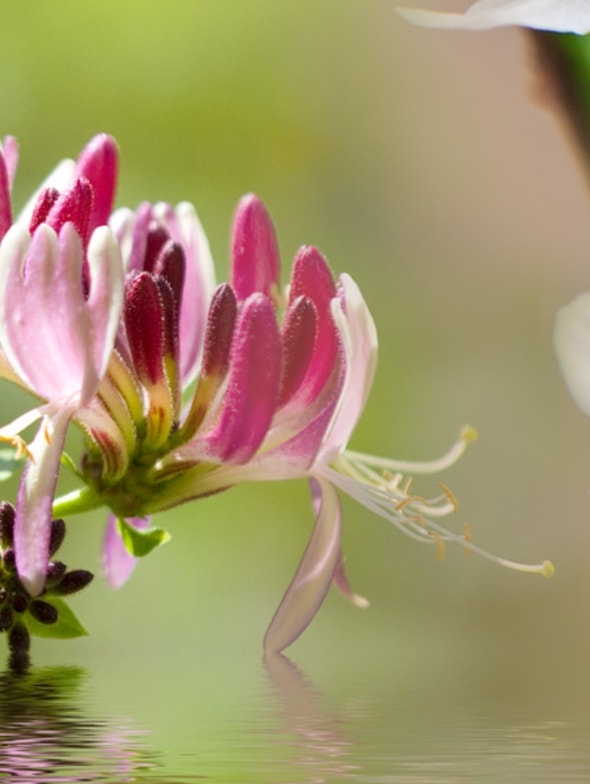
[78,193,550,653]
[0,136,552,653]
[0,136,123,596]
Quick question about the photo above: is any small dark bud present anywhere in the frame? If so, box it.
[45,561,67,588]
[12,594,28,613]
[48,518,66,557]
[8,622,30,654]
[53,570,94,595]
[29,600,58,625]
[0,502,15,550]
[2,548,15,572]
[0,605,12,631]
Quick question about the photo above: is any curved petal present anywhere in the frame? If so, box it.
[263,477,342,655]
[319,273,378,462]
[554,292,590,417]
[14,407,71,596]
[397,0,590,34]
[103,514,150,589]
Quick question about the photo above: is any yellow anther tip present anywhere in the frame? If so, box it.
[460,425,478,443]
[541,560,555,579]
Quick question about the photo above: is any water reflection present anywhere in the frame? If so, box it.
[261,653,590,784]
[264,653,362,781]
[0,665,159,782]
[3,655,590,782]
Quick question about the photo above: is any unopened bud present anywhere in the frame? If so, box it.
[30,600,58,625]
[54,570,94,595]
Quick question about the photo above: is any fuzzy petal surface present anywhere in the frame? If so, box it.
[14,408,71,596]
[397,0,590,33]
[231,194,280,302]
[204,293,281,463]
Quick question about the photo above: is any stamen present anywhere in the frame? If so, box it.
[344,425,478,475]
[395,494,428,511]
[438,482,458,512]
[0,434,32,462]
[428,530,446,560]
[463,522,473,556]
[320,444,554,579]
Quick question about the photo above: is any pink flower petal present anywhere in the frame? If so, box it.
[0,150,12,242]
[125,272,166,386]
[204,293,281,463]
[73,133,118,234]
[0,223,123,407]
[231,194,280,302]
[288,246,340,404]
[263,477,342,655]
[103,514,150,589]
[15,408,71,596]
[278,295,318,408]
[1,136,18,187]
[44,177,93,246]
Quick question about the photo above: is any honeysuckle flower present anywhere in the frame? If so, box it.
[397,0,590,34]
[0,135,554,656]
[0,135,123,596]
[52,192,551,654]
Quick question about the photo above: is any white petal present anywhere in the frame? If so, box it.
[554,292,590,417]
[397,0,590,34]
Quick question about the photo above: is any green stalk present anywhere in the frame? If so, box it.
[51,486,104,519]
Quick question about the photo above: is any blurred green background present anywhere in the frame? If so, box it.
[0,0,589,707]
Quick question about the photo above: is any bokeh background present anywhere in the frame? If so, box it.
[1,1,590,774]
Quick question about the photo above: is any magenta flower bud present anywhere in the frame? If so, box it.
[231,194,280,301]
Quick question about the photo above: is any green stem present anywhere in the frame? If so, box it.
[51,486,104,519]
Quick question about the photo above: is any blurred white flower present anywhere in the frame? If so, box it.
[397,0,590,34]
[554,292,590,416]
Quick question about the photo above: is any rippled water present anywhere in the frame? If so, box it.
[2,632,590,784]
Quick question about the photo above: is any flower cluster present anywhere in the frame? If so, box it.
[0,135,553,658]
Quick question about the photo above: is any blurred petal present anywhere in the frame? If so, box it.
[263,477,342,655]
[103,515,150,589]
[554,292,590,417]
[397,0,590,33]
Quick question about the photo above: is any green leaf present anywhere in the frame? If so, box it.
[0,447,24,482]
[116,517,171,558]
[25,597,88,639]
